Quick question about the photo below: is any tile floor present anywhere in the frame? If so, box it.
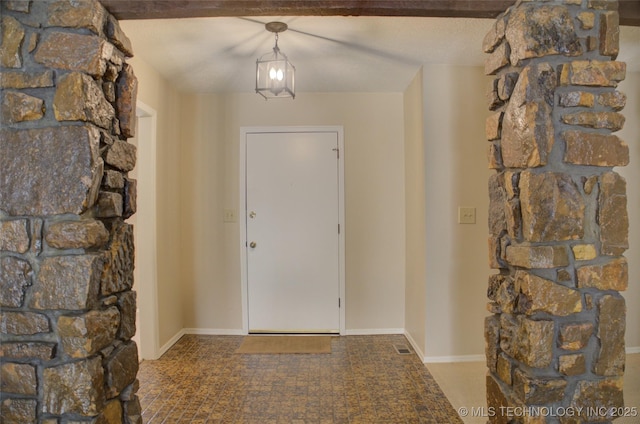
[138,335,639,424]
[137,334,462,423]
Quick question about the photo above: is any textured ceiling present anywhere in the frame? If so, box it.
[121,17,640,94]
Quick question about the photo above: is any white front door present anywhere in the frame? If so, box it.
[244,129,343,333]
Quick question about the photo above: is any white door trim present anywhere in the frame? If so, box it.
[134,100,161,360]
[240,126,345,335]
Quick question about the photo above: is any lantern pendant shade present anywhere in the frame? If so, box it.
[256,23,295,99]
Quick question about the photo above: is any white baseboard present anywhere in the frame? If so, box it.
[344,328,404,336]
[184,328,246,336]
[403,331,426,361]
[158,328,186,358]
[627,346,640,354]
[424,354,485,363]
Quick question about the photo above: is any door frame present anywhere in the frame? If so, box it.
[240,126,345,335]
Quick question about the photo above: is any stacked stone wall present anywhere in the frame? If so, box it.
[0,1,140,423]
[484,0,628,422]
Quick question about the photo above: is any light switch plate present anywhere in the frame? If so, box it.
[223,209,237,223]
[458,207,476,224]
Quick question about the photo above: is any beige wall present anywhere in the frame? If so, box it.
[180,92,407,333]
[404,70,428,356]
[618,70,640,350]
[131,55,639,359]
[422,65,493,360]
[127,56,184,349]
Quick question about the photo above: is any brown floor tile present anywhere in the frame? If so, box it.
[137,334,463,423]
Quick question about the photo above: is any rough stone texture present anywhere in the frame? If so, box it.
[558,91,595,107]
[30,254,104,310]
[599,11,619,58]
[4,0,31,12]
[1,91,45,124]
[47,0,106,35]
[561,111,625,131]
[488,173,507,237]
[116,63,138,138]
[598,172,629,255]
[45,219,109,250]
[0,16,25,68]
[0,342,56,361]
[486,373,511,424]
[501,63,556,168]
[559,354,586,376]
[496,353,513,385]
[0,70,54,89]
[567,378,624,422]
[500,314,554,368]
[487,143,502,170]
[1,398,37,424]
[123,178,137,219]
[105,341,139,398]
[572,244,597,261]
[577,11,595,29]
[58,307,120,358]
[483,14,506,53]
[103,170,125,189]
[485,42,510,75]
[117,290,137,340]
[563,130,629,167]
[485,315,501,373]
[0,219,29,253]
[576,257,628,291]
[0,311,50,335]
[0,256,32,308]
[43,357,105,416]
[495,276,517,314]
[519,171,585,242]
[105,140,137,172]
[559,60,626,87]
[513,369,567,405]
[487,78,505,111]
[505,4,581,66]
[597,90,626,110]
[594,295,625,376]
[53,72,115,129]
[34,31,111,77]
[123,396,143,424]
[558,322,594,351]
[101,221,135,295]
[107,14,134,57]
[486,112,502,141]
[96,191,124,218]
[1,363,37,395]
[0,126,103,216]
[497,73,518,101]
[515,271,582,316]
[0,1,140,418]
[486,0,628,415]
[506,245,569,269]
[98,399,124,424]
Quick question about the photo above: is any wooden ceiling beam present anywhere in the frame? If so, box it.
[100,1,639,26]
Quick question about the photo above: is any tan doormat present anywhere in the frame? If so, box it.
[236,336,332,354]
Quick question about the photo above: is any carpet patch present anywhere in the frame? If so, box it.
[236,335,332,354]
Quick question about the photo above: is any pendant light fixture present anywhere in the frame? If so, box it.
[256,22,295,99]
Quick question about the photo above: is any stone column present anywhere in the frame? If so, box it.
[484,0,628,422]
[0,1,140,423]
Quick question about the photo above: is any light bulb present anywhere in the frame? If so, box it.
[269,67,277,80]
[276,69,284,81]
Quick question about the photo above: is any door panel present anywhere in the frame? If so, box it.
[246,131,340,332]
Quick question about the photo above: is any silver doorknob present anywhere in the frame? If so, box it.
[249,241,257,248]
